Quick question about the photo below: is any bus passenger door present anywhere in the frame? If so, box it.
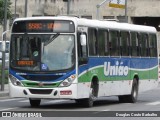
[77,30,90,98]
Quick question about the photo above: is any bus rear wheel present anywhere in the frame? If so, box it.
[29,98,41,107]
[118,78,138,103]
[127,79,138,103]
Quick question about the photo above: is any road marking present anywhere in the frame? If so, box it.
[0,107,19,111]
[93,109,110,114]
[18,99,69,103]
[146,101,160,105]
[43,100,68,104]
[19,100,29,102]
[0,98,25,102]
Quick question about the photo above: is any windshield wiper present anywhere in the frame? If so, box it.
[44,33,60,46]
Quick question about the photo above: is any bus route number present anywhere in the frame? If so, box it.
[28,23,42,30]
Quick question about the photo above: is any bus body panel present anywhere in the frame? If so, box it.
[77,57,158,98]
[9,16,158,105]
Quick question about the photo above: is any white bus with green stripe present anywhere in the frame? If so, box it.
[9,16,159,107]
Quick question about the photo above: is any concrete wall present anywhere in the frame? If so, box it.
[1,0,160,52]
[8,0,160,19]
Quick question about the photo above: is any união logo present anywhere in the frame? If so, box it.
[104,61,129,76]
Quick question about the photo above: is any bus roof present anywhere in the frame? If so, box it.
[14,16,157,34]
[76,18,157,34]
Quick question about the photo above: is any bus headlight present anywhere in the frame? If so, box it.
[9,74,23,86]
[59,75,76,87]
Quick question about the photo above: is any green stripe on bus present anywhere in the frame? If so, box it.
[78,67,158,82]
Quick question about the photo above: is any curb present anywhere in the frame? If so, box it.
[0,91,9,97]
[0,84,9,97]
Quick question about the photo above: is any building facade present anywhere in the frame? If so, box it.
[10,0,160,29]
[1,0,160,42]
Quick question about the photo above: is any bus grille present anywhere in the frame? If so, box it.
[29,89,53,94]
[25,82,58,87]
[21,75,63,81]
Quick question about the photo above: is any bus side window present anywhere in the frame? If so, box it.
[98,29,108,56]
[120,31,129,56]
[105,30,110,56]
[88,28,98,56]
[141,34,149,57]
[137,33,141,57]
[149,34,157,57]
[109,30,120,56]
[131,32,138,57]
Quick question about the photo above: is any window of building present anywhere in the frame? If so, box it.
[32,15,43,17]
[81,16,92,19]
[117,16,128,23]
[103,16,115,20]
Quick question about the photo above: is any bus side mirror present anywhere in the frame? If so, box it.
[79,34,88,65]
[1,41,6,52]
[80,34,87,46]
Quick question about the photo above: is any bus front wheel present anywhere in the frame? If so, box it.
[83,87,94,107]
[29,98,41,107]
[76,83,95,107]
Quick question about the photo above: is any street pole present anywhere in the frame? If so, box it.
[96,5,100,20]
[1,0,8,91]
[67,0,70,15]
[14,0,17,19]
[96,0,110,19]
[25,0,28,17]
[125,0,128,22]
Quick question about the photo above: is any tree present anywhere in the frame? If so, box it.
[0,0,12,24]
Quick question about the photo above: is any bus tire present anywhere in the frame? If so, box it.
[83,88,94,107]
[118,78,138,103]
[76,78,98,107]
[118,95,127,103]
[29,98,41,107]
[127,78,139,103]
[83,80,96,107]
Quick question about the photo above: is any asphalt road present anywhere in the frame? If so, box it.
[1,85,160,120]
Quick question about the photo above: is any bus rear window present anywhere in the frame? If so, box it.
[12,20,75,33]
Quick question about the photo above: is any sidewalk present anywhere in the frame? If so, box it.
[0,84,9,97]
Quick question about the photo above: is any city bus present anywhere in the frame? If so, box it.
[9,16,159,107]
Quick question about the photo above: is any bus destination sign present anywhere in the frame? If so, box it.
[27,23,62,30]
[12,20,75,33]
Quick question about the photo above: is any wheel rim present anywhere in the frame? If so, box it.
[133,84,137,99]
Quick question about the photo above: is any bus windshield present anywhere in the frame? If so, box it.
[10,34,75,72]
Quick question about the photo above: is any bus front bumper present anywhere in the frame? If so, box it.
[9,82,77,99]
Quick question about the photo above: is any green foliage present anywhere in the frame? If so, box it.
[0,65,8,84]
[0,0,12,24]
